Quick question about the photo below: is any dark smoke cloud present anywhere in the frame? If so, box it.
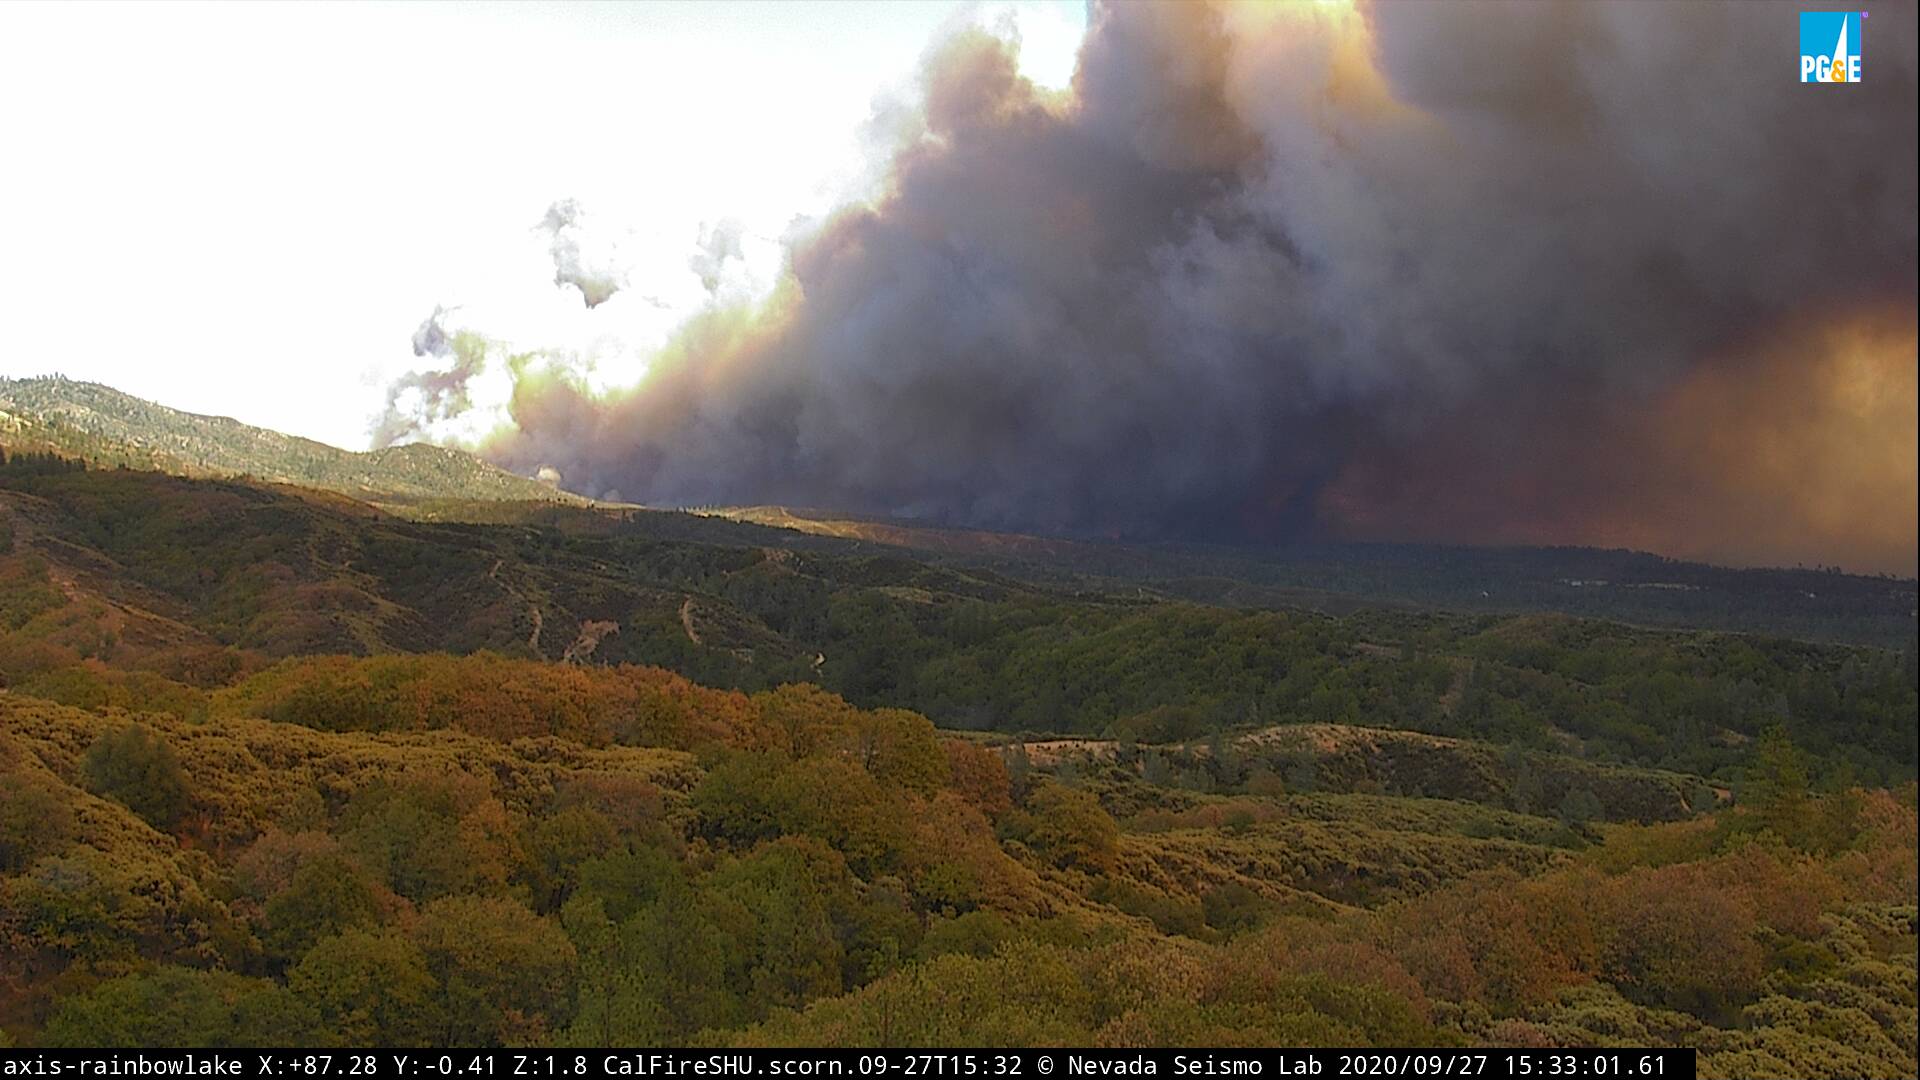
[538,198,625,308]
[410,303,457,358]
[475,1,1918,573]
[373,308,490,448]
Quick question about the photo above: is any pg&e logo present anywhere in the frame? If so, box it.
[1800,11,1863,83]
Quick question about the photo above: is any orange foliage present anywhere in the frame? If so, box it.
[552,773,668,837]
[905,791,1041,916]
[1828,789,1920,904]
[753,683,859,757]
[1241,919,1433,1022]
[216,653,768,751]
[1385,871,1595,1013]
[1697,843,1837,939]
[1592,861,1763,1015]
[231,828,346,901]
[943,740,1013,818]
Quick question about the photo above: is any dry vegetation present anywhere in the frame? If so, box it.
[0,454,1912,1073]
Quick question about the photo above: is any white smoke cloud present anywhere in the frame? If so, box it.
[537,198,628,309]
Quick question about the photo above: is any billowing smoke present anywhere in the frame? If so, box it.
[410,303,457,358]
[689,219,746,294]
[372,307,491,448]
[464,1,1915,573]
[538,198,625,308]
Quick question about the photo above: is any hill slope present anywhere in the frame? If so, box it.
[0,456,1910,1065]
[1,655,1912,1063]
[0,464,1912,788]
[1,377,1909,647]
[0,376,580,506]
[704,507,1919,649]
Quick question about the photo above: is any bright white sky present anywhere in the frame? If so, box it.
[0,0,1087,450]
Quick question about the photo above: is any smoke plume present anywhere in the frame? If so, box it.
[410,304,457,358]
[690,219,746,295]
[464,1,1916,573]
[373,307,491,448]
[538,198,625,308]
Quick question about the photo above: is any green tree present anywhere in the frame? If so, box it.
[341,780,515,902]
[639,899,749,1035]
[0,774,74,872]
[42,967,325,1047]
[694,752,908,875]
[691,752,786,847]
[918,910,1013,960]
[81,724,190,829]
[1003,742,1033,798]
[845,877,921,984]
[261,854,382,960]
[573,846,687,925]
[412,895,576,1046]
[754,683,857,758]
[1740,726,1813,844]
[706,837,856,1011]
[1558,788,1605,826]
[289,927,438,1046]
[0,851,145,964]
[558,896,668,1047]
[854,708,949,793]
[524,807,619,913]
[1010,782,1119,873]
[1202,882,1273,936]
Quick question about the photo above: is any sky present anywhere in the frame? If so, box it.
[0,0,1087,450]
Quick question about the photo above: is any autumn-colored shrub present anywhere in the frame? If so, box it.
[0,771,74,872]
[1005,782,1121,873]
[217,653,769,751]
[1596,863,1763,1019]
[1384,870,1595,1013]
[944,739,1012,817]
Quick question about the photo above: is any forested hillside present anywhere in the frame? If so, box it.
[0,376,1910,650]
[704,507,1918,649]
[1,656,1913,1069]
[2,461,1912,787]
[0,378,578,506]
[0,454,1914,1072]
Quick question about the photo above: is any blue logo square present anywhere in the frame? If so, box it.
[1801,12,1863,83]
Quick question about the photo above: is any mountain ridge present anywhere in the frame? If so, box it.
[0,376,1910,648]
[0,375,582,506]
